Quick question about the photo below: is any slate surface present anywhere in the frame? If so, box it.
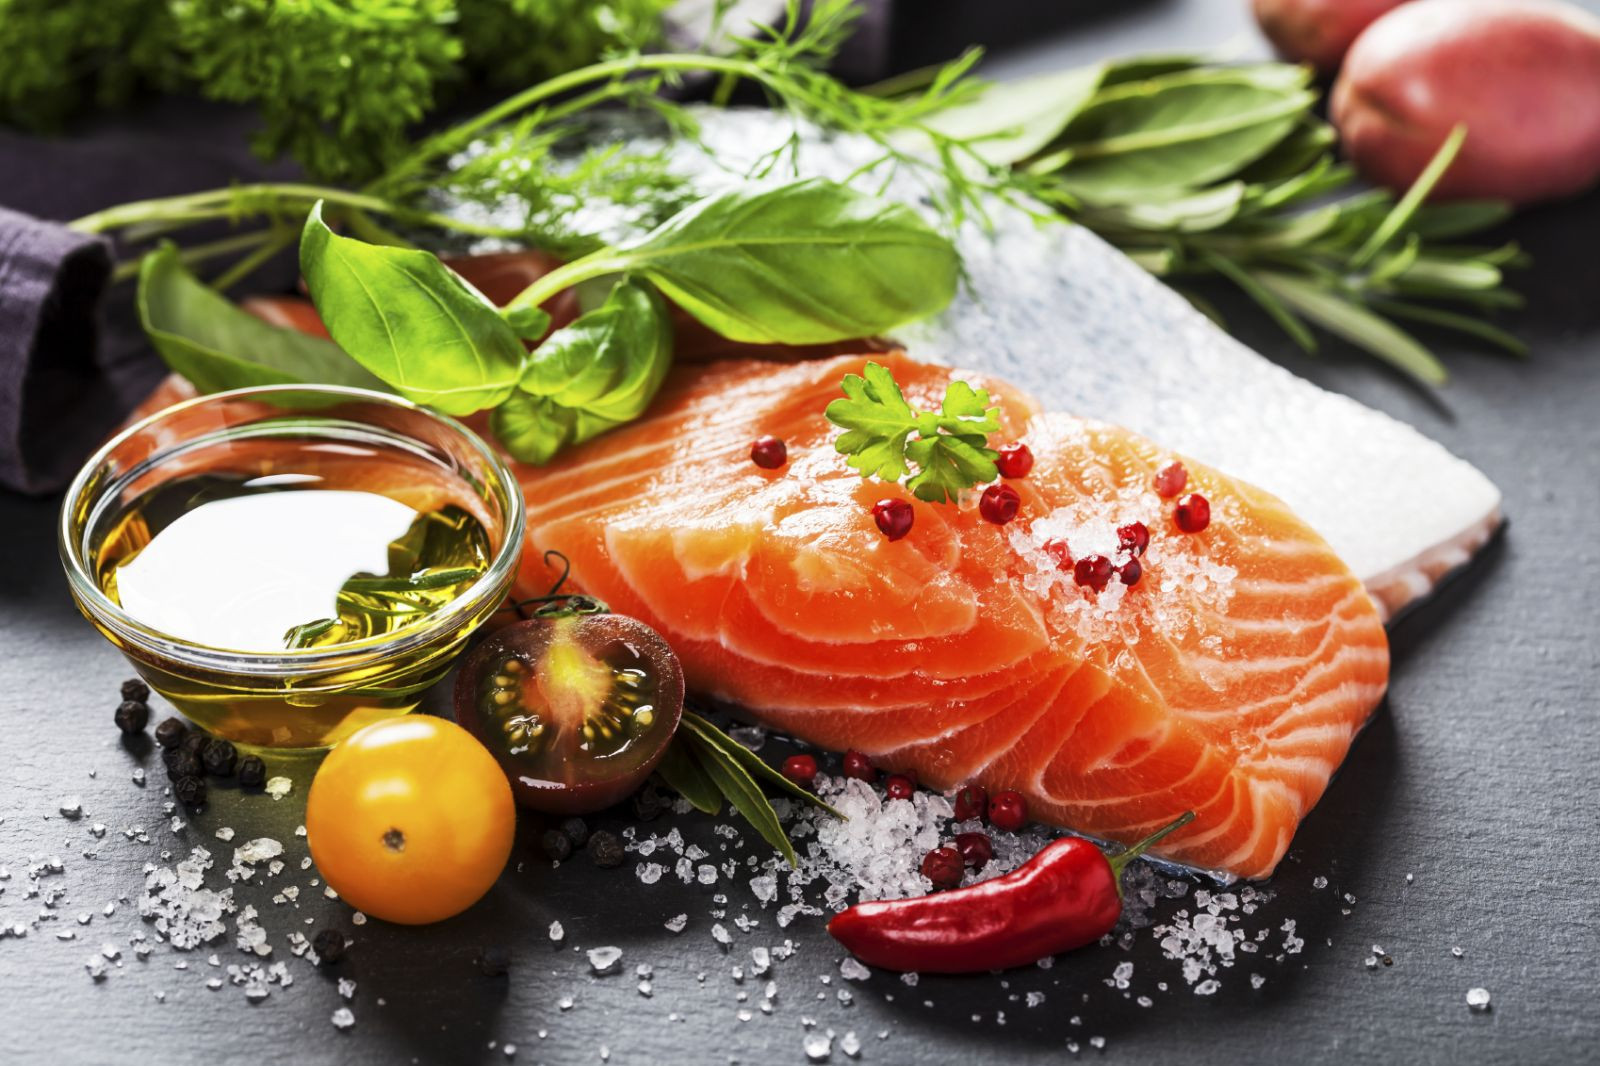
[3,3,1599,1064]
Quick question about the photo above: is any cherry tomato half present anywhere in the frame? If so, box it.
[305,716,515,925]
[454,613,684,814]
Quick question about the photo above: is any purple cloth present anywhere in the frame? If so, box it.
[0,208,118,494]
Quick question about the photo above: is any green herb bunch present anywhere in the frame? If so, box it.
[0,0,672,182]
[917,57,1526,385]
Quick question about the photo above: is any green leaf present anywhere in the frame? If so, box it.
[612,179,959,345]
[684,729,797,867]
[1043,78,1314,203]
[518,280,673,427]
[136,244,387,395]
[1199,251,1317,353]
[826,362,1000,503]
[681,714,844,820]
[490,391,579,466]
[300,201,525,415]
[1367,299,1529,358]
[1406,201,1513,240]
[914,64,1106,166]
[1350,124,1467,270]
[655,740,722,816]
[1254,272,1449,386]
[493,279,674,465]
[824,361,919,484]
[1082,182,1246,233]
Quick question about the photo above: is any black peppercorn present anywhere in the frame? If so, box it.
[114,700,150,735]
[560,817,589,847]
[174,775,207,808]
[312,929,347,963]
[164,749,203,781]
[236,755,267,789]
[539,829,573,862]
[588,829,624,868]
[154,717,188,750]
[202,738,238,777]
[476,945,511,976]
[120,678,150,703]
[180,731,209,759]
[632,784,666,822]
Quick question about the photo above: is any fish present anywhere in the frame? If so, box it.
[512,351,1391,879]
[448,108,1502,621]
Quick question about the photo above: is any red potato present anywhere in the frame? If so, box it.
[1331,0,1600,204]
[1252,0,1411,73]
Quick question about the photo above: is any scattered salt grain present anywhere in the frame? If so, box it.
[233,838,283,866]
[1466,987,1491,1012]
[549,921,564,943]
[264,777,293,801]
[331,1007,355,1030]
[338,978,356,1000]
[839,957,871,982]
[840,1031,861,1058]
[802,1033,832,1061]
[710,923,731,946]
[1451,946,1464,959]
[1194,979,1220,996]
[588,946,623,973]
[664,914,688,934]
[59,798,83,819]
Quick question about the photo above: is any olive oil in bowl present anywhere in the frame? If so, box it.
[62,387,525,749]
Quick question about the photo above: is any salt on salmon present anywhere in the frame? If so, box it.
[512,352,1390,879]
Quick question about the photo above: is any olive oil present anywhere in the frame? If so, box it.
[81,442,504,748]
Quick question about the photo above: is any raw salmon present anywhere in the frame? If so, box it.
[512,352,1390,879]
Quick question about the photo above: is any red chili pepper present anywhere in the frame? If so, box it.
[826,811,1195,973]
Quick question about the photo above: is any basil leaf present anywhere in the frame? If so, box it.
[614,179,959,345]
[655,740,723,816]
[137,244,387,395]
[681,714,843,819]
[300,201,524,415]
[493,279,673,465]
[490,392,578,466]
[684,728,797,868]
[914,65,1105,166]
[519,279,672,428]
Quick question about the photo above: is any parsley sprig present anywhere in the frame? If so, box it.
[825,361,1001,504]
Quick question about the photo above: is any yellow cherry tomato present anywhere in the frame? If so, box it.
[306,716,515,925]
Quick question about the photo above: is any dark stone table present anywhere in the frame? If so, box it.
[2,3,1597,1063]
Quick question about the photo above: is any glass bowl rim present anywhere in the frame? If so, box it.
[58,383,526,677]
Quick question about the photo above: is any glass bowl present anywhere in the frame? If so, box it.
[60,385,525,749]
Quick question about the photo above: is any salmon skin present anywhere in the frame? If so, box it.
[514,352,1391,879]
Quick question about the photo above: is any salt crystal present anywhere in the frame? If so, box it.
[338,977,356,1000]
[664,914,688,934]
[85,956,108,980]
[1025,991,1045,1007]
[1451,946,1464,958]
[549,921,564,942]
[751,946,771,975]
[711,923,731,946]
[638,980,653,997]
[1466,987,1491,1011]
[637,862,663,885]
[60,797,83,819]
[1194,979,1220,995]
[840,1031,861,1057]
[697,864,718,885]
[131,769,146,786]
[264,777,293,800]
[588,946,623,973]
[233,839,283,866]
[331,1007,355,1029]
[803,1033,832,1061]
[900,972,919,987]
[1250,974,1265,989]
[215,828,235,842]
[1089,1036,1106,1050]
[839,957,871,981]
[558,995,574,1011]
[750,874,778,903]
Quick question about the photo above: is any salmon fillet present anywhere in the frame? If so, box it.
[539,351,1393,877]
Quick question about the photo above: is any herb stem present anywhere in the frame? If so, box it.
[110,229,280,283]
